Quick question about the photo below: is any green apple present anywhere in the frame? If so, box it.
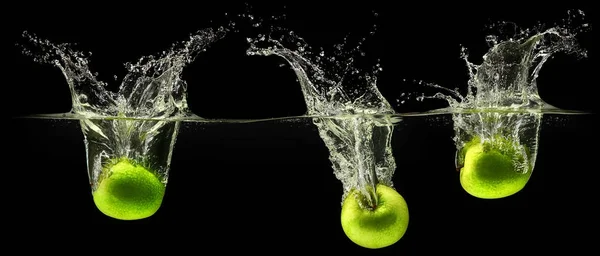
[341,184,409,249]
[92,158,166,220]
[459,137,532,199]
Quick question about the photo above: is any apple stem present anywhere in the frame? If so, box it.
[369,183,379,208]
[357,161,379,209]
[358,181,379,210]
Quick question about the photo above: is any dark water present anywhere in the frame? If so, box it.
[6,4,595,254]
[7,115,596,253]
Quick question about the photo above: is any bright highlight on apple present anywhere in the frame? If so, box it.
[340,184,409,249]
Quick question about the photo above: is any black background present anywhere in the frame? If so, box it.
[6,3,596,254]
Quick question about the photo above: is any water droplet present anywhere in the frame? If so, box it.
[78,94,88,103]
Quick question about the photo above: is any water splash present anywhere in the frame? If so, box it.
[247,33,390,116]
[423,10,589,112]
[244,13,396,208]
[20,28,227,197]
[421,10,590,198]
[20,28,227,119]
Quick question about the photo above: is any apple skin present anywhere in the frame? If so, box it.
[459,139,532,199]
[341,184,409,249]
[92,158,166,220]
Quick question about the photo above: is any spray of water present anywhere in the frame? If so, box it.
[416,10,590,193]
[20,28,227,119]
[420,10,589,112]
[20,27,227,188]
[243,12,396,207]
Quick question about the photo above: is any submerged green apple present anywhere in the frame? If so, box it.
[459,137,532,199]
[92,158,165,220]
[341,184,409,249]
